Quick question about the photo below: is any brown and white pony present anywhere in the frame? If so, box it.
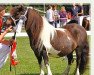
[6,5,89,75]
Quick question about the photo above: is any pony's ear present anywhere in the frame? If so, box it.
[18,5,25,11]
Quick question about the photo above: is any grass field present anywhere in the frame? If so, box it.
[0,37,90,75]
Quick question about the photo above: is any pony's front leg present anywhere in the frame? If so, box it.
[42,49,52,75]
[34,50,45,75]
[40,63,45,75]
[46,64,52,75]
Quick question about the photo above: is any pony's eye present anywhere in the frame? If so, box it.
[16,12,19,15]
[2,17,7,22]
[12,13,18,19]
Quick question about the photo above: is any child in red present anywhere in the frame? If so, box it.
[0,5,16,68]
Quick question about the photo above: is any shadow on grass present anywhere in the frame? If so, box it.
[19,73,39,75]
[19,73,62,75]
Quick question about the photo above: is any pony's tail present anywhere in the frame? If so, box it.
[79,40,89,74]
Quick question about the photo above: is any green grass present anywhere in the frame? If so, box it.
[0,37,90,75]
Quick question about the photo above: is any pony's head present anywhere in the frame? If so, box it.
[3,16,15,30]
[10,5,27,20]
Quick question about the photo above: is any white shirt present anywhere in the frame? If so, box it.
[0,43,10,68]
[46,9,54,22]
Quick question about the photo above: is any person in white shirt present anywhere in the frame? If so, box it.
[46,5,54,26]
[52,5,60,28]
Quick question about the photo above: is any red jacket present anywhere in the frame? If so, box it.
[0,18,2,33]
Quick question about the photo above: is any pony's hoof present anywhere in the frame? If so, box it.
[48,74,52,75]
[40,73,44,75]
[40,71,44,75]
[48,73,52,75]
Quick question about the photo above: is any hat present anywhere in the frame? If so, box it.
[0,5,5,12]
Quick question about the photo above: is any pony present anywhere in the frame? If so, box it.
[82,17,90,31]
[6,5,89,75]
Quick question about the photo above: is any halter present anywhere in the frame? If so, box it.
[11,8,28,32]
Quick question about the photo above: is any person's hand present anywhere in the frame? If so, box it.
[6,26,13,33]
[9,38,15,45]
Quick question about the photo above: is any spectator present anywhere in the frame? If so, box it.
[71,3,79,20]
[52,5,60,28]
[77,3,83,16]
[0,5,16,68]
[46,5,54,26]
[59,6,68,27]
[67,11,72,19]
[83,4,90,15]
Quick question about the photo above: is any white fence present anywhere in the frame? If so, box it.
[5,31,91,37]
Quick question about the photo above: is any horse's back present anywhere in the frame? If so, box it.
[50,28,77,56]
[63,23,87,45]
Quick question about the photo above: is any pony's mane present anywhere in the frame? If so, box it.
[26,8,56,49]
[67,19,78,24]
[26,8,64,50]
[39,17,56,49]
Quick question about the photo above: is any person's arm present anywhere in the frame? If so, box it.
[1,39,10,45]
[78,6,83,16]
[78,10,83,16]
[0,26,13,44]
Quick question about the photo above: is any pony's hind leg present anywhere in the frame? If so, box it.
[34,50,45,75]
[79,41,89,74]
[42,47,52,75]
[74,46,82,75]
[75,41,89,75]
[74,45,86,75]
[62,52,74,75]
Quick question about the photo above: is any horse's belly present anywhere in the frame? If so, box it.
[47,46,61,57]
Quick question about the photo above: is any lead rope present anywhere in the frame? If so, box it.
[10,8,28,74]
[10,32,16,75]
